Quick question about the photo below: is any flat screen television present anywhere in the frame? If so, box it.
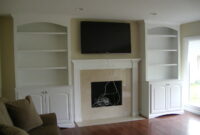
[81,21,131,53]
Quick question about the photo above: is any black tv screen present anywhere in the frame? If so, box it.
[81,21,131,53]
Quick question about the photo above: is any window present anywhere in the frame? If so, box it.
[188,40,200,107]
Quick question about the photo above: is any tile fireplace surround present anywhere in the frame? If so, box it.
[72,59,142,126]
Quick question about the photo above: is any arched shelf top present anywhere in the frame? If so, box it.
[17,22,67,33]
[148,27,177,35]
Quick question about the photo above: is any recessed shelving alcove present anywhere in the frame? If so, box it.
[146,27,178,81]
[15,22,68,87]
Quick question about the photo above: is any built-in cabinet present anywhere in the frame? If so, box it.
[17,86,74,127]
[14,22,74,127]
[139,21,183,118]
[150,81,182,116]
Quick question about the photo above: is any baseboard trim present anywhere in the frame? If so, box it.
[148,110,184,118]
[184,105,200,115]
[76,116,145,127]
[58,122,75,128]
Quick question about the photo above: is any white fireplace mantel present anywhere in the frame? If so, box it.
[72,59,141,122]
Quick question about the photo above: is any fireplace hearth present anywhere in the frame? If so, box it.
[91,81,122,107]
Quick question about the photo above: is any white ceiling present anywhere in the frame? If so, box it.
[0,0,200,24]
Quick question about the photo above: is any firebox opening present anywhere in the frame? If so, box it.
[91,81,122,108]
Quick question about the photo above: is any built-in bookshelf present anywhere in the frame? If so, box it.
[139,22,183,119]
[146,27,178,81]
[15,22,68,87]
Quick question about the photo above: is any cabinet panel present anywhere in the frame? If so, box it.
[170,84,182,110]
[17,86,74,127]
[149,81,183,117]
[30,94,44,114]
[151,84,166,113]
[47,93,70,122]
[45,86,73,127]
[17,88,44,114]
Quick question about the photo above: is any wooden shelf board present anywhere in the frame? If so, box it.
[18,32,67,35]
[149,64,178,67]
[148,49,177,52]
[146,79,179,82]
[18,49,67,53]
[148,34,177,38]
[18,67,67,70]
[17,84,68,88]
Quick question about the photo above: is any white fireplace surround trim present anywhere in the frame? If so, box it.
[72,58,141,122]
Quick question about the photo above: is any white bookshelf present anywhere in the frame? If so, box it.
[15,22,68,87]
[146,26,178,81]
[13,16,74,128]
[139,22,183,118]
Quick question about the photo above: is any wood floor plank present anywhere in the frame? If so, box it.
[61,112,200,135]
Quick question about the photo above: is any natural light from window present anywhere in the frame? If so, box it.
[189,40,200,107]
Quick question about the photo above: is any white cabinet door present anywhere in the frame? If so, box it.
[151,84,166,113]
[45,86,72,127]
[30,94,44,114]
[149,81,183,117]
[169,83,182,110]
[17,88,45,114]
[17,86,74,127]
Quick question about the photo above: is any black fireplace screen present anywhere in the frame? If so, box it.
[91,81,122,108]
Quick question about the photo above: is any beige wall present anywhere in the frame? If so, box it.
[80,69,132,121]
[180,21,200,78]
[0,34,1,97]
[181,21,200,37]
[0,16,15,100]
[70,19,140,59]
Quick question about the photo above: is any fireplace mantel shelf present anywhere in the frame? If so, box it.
[72,58,141,123]
[72,58,141,63]
[72,58,141,70]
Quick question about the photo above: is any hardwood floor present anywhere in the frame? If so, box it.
[61,112,200,135]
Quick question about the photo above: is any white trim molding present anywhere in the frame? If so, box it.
[185,105,200,115]
[72,59,141,122]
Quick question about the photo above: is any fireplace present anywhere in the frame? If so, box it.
[72,59,140,123]
[91,81,122,108]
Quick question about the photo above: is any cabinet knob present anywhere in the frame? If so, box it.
[41,91,47,94]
